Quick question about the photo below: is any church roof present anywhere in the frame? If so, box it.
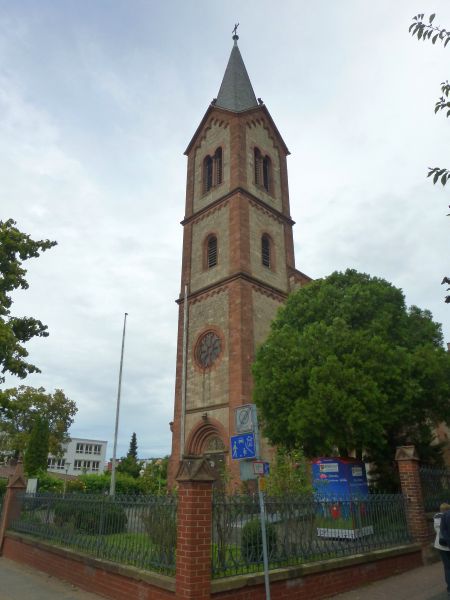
[215,35,258,112]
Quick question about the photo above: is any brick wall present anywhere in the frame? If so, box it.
[212,547,423,600]
[395,445,430,544]
[3,534,175,600]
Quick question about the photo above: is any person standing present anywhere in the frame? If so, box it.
[434,502,450,597]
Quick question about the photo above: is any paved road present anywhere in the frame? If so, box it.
[0,557,103,600]
[330,560,448,600]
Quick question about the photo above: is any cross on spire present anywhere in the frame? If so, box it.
[232,23,239,44]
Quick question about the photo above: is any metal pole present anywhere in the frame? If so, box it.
[110,312,128,496]
[180,284,188,458]
[258,477,271,600]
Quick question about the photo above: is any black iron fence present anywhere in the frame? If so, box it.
[420,466,450,513]
[9,493,177,575]
[212,493,411,578]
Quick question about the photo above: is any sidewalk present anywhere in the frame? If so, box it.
[0,557,102,600]
[329,561,448,600]
[0,555,447,600]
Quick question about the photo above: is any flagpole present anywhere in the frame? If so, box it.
[110,312,128,496]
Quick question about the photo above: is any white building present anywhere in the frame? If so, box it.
[47,437,108,476]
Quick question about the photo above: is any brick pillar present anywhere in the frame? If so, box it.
[0,460,27,554]
[175,457,215,600]
[395,445,429,544]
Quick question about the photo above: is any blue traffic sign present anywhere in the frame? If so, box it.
[231,433,256,460]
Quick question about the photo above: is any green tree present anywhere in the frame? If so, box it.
[140,457,169,495]
[127,432,138,459]
[410,14,450,187]
[409,14,450,302]
[0,386,77,456]
[253,270,450,490]
[0,219,57,383]
[116,454,142,479]
[24,414,49,476]
[264,449,312,497]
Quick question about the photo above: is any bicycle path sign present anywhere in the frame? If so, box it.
[230,433,256,460]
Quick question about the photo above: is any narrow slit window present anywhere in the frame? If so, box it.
[207,235,218,268]
[214,147,223,185]
[262,235,271,268]
[204,155,213,192]
[263,156,271,192]
[254,148,262,185]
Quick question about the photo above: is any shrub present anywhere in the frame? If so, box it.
[142,498,177,563]
[0,478,7,496]
[241,519,277,563]
[36,471,64,493]
[54,500,127,535]
[65,478,86,493]
[73,472,144,495]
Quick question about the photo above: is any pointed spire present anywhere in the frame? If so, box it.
[215,28,258,112]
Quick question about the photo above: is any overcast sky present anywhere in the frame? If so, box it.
[1,1,449,459]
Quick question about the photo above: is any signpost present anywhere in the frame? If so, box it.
[231,406,271,600]
[256,468,271,600]
[230,433,256,460]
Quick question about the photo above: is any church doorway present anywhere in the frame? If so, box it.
[203,435,227,490]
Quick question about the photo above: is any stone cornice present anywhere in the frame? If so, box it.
[176,272,288,305]
[181,187,295,227]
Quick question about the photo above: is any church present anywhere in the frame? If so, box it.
[168,31,311,486]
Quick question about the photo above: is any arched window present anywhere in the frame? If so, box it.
[262,156,271,192]
[203,155,213,192]
[255,148,271,193]
[214,147,222,186]
[254,148,262,185]
[207,235,218,268]
[261,234,271,268]
[203,147,223,193]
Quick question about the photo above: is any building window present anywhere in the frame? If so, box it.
[254,148,262,185]
[262,234,271,268]
[203,155,213,192]
[214,147,222,185]
[92,461,100,472]
[74,460,82,470]
[94,445,102,455]
[203,147,223,193]
[207,235,218,268]
[48,457,65,470]
[254,147,271,193]
[262,156,271,192]
[195,331,222,369]
[85,444,93,454]
[76,443,83,453]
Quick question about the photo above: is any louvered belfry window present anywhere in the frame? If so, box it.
[263,156,271,192]
[262,235,271,268]
[214,147,222,185]
[204,155,213,192]
[207,235,218,268]
[254,148,262,185]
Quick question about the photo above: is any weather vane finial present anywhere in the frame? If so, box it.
[232,23,239,44]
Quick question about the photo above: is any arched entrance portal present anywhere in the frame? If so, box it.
[186,420,227,486]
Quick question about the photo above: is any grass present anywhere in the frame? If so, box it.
[12,525,176,575]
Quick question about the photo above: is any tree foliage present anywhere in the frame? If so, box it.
[140,457,169,495]
[116,454,142,479]
[253,270,450,489]
[127,432,138,459]
[264,449,312,496]
[24,414,50,476]
[0,219,57,383]
[410,14,450,302]
[0,386,77,456]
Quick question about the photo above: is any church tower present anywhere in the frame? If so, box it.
[168,33,310,485]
